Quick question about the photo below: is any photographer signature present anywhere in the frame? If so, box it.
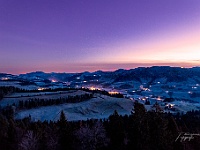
[175,132,200,142]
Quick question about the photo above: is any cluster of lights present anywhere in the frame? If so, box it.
[165,103,175,108]
[38,88,46,91]
[108,91,119,95]
[140,85,150,91]
[142,97,146,101]
[141,87,151,91]
[144,88,151,91]
[139,97,149,101]
[89,87,101,91]
[192,86,197,89]
[1,77,9,80]
[157,96,162,101]
[140,85,151,91]
[90,87,96,90]
[51,79,57,83]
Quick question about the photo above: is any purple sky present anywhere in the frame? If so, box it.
[1,0,200,74]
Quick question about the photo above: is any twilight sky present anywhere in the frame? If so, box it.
[1,0,200,74]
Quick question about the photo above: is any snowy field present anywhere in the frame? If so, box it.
[14,93,200,122]
[15,95,134,121]
[171,100,200,112]
[0,81,38,90]
[0,81,21,87]
[0,90,89,107]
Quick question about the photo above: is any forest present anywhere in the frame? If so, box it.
[0,101,200,150]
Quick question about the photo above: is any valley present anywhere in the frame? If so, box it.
[1,66,200,121]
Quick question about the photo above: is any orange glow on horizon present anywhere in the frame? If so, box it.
[87,21,200,67]
[2,25,200,74]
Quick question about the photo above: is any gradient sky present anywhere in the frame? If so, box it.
[1,0,200,74]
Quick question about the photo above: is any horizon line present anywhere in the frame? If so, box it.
[1,65,200,75]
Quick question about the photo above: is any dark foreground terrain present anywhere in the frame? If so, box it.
[1,100,200,150]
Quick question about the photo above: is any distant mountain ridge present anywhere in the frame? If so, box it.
[1,66,200,88]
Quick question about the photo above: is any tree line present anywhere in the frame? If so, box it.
[17,94,93,110]
[0,86,21,100]
[0,86,124,100]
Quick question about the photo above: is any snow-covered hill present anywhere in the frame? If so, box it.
[15,94,133,121]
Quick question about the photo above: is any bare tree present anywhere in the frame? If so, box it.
[74,121,109,150]
[18,130,39,150]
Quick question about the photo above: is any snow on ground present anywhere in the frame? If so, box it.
[15,95,134,121]
[0,90,89,107]
[170,100,200,112]
[0,81,21,87]
[0,81,38,90]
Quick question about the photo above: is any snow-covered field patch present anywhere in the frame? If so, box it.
[15,95,133,121]
[0,90,89,107]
